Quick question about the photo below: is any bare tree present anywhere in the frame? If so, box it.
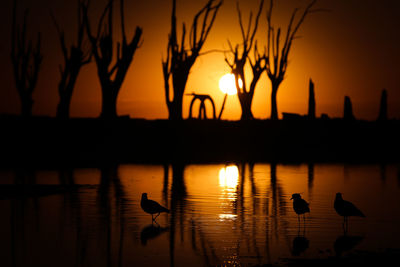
[52,0,91,119]
[225,0,266,120]
[11,0,42,117]
[82,0,142,119]
[162,0,222,120]
[265,0,316,120]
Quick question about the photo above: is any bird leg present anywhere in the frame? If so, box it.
[153,212,161,221]
[342,216,348,233]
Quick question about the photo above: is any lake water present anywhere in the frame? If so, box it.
[1,163,400,266]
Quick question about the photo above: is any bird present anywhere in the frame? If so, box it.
[290,193,310,223]
[334,192,365,227]
[141,193,170,221]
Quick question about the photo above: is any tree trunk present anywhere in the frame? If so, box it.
[101,88,118,119]
[270,84,278,120]
[168,100,183,120]
[239,96,254,120]
[56,68,81,119]
[168,87,184,120]
[21,95,33,118]
[56,93,72,119]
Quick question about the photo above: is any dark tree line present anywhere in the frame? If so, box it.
[11,0,386,121]
[11,0,142,120]
[9,0,317,120]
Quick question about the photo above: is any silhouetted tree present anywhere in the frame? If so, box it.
[83,0,142,119]
[225,0,266,120]
[52,0,91,119]
[162,0,222,120]
[11,0,42,117]
[377,89,387,121]
[307,79,315,119]
[265,0,316,120]
[169,163,187,266]
[343,96,354,120]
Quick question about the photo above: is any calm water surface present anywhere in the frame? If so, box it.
[1,163,400,266]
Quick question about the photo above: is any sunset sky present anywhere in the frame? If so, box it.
[0,0,399,120]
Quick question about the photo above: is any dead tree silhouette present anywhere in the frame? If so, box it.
[51,0,91,119]
[82,0,142,119]
[162,0,222,120]
[225,0,266,120]
[11,0,42,118]
[265,0,317,120]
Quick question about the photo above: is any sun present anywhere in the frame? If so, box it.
[219,74,242,95]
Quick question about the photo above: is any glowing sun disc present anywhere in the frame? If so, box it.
[219,74,242,95]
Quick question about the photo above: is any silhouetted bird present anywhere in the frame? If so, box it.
[291,193,310,222]
[334,193,365,226]
[141,193,170,221]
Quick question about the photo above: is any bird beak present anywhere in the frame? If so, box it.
[290,197,293,200]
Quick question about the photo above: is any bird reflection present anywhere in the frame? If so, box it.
[334,234,364,257]
[291,219,309,256]
[292,235,309,256]
[140,224,169,246]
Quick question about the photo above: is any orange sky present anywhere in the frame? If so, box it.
[0,0,399,120]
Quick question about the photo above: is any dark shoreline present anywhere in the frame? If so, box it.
[1,115,399,167]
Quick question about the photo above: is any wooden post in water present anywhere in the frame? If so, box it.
[308,79,315,119]
[377,89,388,121]
[218,93,228,120]
[343,96,355,120]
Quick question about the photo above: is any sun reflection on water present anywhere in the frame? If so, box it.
[218,213,237,221]
[219,165,239,189]
[218,165,239,221]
